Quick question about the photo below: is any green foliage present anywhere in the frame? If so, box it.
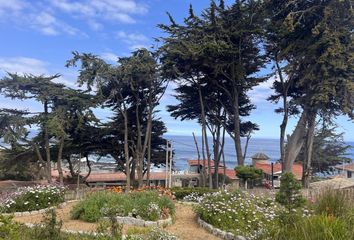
[313,188,353,218]
[267,214,353,240]
[171,187,218,200]
[275,173,305,210]
[297,125,352,174]
[235,166,263,181]
[71,191,175,222]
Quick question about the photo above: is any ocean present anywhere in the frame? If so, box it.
[165,135,354,171]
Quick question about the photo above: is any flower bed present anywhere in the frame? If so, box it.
[71,191,175,223]
[194,191,281,239]
[0,185,65,213]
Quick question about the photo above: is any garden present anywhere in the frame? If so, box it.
[0,185,178,240]
[1,178,354,240]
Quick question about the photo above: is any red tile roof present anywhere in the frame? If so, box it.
[335,163,354,172]
[85,172,168,182]
[254,162,303,180]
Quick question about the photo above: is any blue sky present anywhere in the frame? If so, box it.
[0,0,353,141]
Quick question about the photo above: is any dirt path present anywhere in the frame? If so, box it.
[166,203,220,240]
[14,202,220,239]
[14,202,98,232]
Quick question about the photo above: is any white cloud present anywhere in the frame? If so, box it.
[0,0,25,13]
[101,52,119,62]
[0,57,48,75]
[117,31,148,42]
[29,12,84,36]
[116,31,150,50]
[249,78,275,103]
[0,56,78,88]
[51,0,148,25]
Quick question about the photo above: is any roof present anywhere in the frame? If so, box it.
[310,178,354,190]
[335,163,354,172]
[188,160,225,168]
[251,153,270,160]
[254,162,303,180]
[85,172,168,183]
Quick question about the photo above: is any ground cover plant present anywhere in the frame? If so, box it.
[171,187,218,200]
[194,191,282,239]
[71,191,175,222]
[0,185,65,213]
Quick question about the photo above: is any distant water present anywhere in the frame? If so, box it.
[165,135,354,171]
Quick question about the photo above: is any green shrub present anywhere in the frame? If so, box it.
[171,187,217,200]
[313,188,352,218]
[275,172,305,210]
[71,191,175,222]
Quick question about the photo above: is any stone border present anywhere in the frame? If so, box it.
[103,215,173,227]
[2,200,76,217]
[197,217,246,240]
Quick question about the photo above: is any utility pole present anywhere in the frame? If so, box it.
[169,141,173,188]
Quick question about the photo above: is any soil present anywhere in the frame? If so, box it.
[14,202,220,240]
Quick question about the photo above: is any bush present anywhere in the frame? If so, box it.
[275,172,305,210]
[0,185,65,213]
[171,187,217,200]
[71,191,175,222]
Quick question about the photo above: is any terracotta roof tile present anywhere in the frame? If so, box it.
[335,163,354,172]
[254,162,303,180]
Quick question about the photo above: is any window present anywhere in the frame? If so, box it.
[347,171,352,178]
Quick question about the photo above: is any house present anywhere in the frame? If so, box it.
[335,163,354,180]
[187,159,238,185]
[251,152,303,187]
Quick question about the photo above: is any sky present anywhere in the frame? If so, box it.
[0,0,353,141]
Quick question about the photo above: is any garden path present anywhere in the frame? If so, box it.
[165,203,220,240]
[14,202,220,239]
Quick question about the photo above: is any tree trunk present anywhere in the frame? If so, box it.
[275,56,290,172]
[284,110,308,172]
[123,109,130,193]
[243,132,251,163]
[135,102,144,188]
[232,91,244,166]
[198,85,212,189]
[302,111,316,188]
[146,130,152,186]
[83,155,92,181]
[57,137,64,186]
[213,125,221,189]
[44,100,52,183]
[192,132,203,186]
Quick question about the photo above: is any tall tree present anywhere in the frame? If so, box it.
[67,49,168,189]
[266,0,354,183]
